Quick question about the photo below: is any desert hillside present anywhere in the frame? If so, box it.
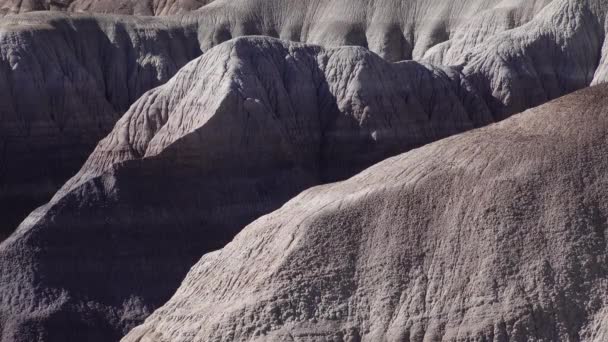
[126,82,608,342]
[0,0,608,341]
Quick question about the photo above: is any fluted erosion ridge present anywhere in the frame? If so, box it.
[190,0,552,62]
[125,84,608,342]
[0,12,201,238]
[1,0,607,238]
[191,0,605,117]
[0,0,211,16]
[0,36,492,342]
[3,0,608,340]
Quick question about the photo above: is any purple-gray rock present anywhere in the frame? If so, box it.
[1,0,608,340]
[1,0,605,239]
[0,13,201,239]
[0,36,492,342]
[125,84,608,342]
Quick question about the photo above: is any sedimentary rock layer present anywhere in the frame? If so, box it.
[2,0,608,340]
[0,12,201,238]
[191,0,604,118]
[125,84,608,342]
[0,0,211,16]
[190,0,552,62]
[1,0,606,238]
[0,36,491,342]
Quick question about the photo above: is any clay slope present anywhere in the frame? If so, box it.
[190,0,605,118]
[0,12,200,239]
[2,0,608,339]
[1,0,605,238]
[0,36,494,342]
[125,84,608,342]
[0,0,211,16]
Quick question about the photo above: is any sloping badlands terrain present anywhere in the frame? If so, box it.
[125,82,608,342]
[0,13,201,238]
[0,0,601,240]
[0,0,608,341]
[0,36,494,342]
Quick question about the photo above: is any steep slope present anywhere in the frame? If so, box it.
[2,0,608,339]
[189,0,604,118]
[0,0,211,16]
[1,0,606,239]
[0,12,201,239]
[0,36,493,342]
[191,0,552,61]
[125,84,608,342]
[456,0,605,119]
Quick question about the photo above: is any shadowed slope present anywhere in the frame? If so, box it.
[3,0,608,339]
[0,12,201,238]
[125,84,608,342]
[2,0,608,239]
[0,36,491,342]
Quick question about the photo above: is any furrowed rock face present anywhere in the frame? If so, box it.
[189,0,608,118]
[0,0,212,16]
[191,0,553,62]
[124,84,608,342]
[2,0,608,340]
[0,36,493,342]
[1,0,607,239]
[76,0,588,123]
[0,13,201,239]
[456,0,606,120]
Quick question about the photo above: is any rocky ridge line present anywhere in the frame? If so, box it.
[126,83,608,342]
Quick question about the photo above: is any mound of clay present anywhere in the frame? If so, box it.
[125,84,608,342]
[189,0,604,117]
[2,0,608,340]
[190,0,552,61]
[0,36,492,342]
[1,0,606,238]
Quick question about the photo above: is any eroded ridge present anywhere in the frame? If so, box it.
[126,84,608,342]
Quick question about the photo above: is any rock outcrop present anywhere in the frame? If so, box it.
[1,0,605,239]
[191,0,604,118]
[2,0,608,340]
[125,84,608,342]
[0,36,493,342]
[0,12,201,239]
[190,0,553,62]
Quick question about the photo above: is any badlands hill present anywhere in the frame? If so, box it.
[0,0,608,341]
[189,0,604,117]
[0,13,201,238]
[0,0,603,239]
[0,36,492,342]
[190,0,552,61]
[125,83,608,342]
